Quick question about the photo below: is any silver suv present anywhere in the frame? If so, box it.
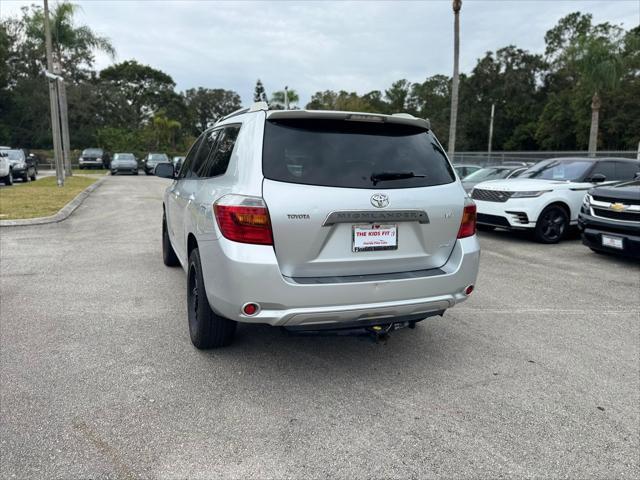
[157,104,480,348]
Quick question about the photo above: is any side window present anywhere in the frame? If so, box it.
[590,161,616,181]
[200,125,241,178]
[178,134,204,179]
[615,161,640,180]
[189,130,220,179]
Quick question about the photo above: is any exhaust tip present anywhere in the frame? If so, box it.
[242,302,260,316]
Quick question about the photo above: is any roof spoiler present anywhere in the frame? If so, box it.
[266,109,431,130]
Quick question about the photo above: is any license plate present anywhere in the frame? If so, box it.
[602,235,623,249]
[352,224,398,252]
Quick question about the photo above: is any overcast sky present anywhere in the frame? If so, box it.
[1,0,638,105]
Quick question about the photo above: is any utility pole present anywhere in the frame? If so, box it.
[284,86,290,110]
[54,61,72,177]
[43,0,64,186]
[447,0,462,162]
[487,103,495,163]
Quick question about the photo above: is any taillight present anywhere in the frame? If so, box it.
[213,195,273,245]
[457,202,477,238]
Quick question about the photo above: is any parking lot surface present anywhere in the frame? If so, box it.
[1,175,638,479]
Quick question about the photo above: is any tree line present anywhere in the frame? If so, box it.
[0,3,638,155]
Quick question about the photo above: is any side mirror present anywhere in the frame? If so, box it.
[154,162,175,179]
[634,172,640,180]
[589,173,606,183]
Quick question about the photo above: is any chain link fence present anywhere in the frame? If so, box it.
[450,150,638,167]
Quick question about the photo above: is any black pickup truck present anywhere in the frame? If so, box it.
[578,179,640,258]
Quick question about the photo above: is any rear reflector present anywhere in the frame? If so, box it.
[214,195,273,245]
[457,203,477,238]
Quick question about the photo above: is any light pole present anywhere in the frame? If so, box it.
[284,86,290,110]
[43,0,64,186]
[487,103,495,163]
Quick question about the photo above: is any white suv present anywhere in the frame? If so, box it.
[472,157,640,243]
[156,104,480,348]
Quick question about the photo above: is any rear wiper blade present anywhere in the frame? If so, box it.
[370,171,426,185]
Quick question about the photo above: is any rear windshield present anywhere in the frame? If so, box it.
[262,119,455,189]
[83,149,102,156]
[114,153,134,160]
[149,153,168,161]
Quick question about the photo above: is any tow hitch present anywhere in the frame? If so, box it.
[284,320,417,343]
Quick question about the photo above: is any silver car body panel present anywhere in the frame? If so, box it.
[163,109,480,327]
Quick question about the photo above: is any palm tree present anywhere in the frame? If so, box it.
[569,33,624,156]
[271,88,300,109]
[447,0,462,159]
[24,1,115,77]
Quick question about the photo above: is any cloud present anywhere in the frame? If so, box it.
[1,0,638,105]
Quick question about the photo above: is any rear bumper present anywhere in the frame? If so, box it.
[198,236,480,327]
[578,212,640,258]
[112,166,137,173]
[79,160,103,167]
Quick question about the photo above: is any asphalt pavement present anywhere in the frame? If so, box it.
[1,175,638,479]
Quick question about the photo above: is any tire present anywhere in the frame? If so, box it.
[22,169,30,182]
[162,213,180,267]
[111,170,117,175]
[145,170,150,175]
[29,168,36,181]
[3,170,13,186]
[477,224,495,232]
[134,170,139,175]
[187,248,237,349]
[534,205,568,244]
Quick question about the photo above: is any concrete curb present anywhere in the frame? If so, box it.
[0,177,107,227]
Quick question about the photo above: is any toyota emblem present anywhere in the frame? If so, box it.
[371,193,389,208]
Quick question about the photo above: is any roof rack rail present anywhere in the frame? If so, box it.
[216,101,269,125]
[249,101,269,112]
[217,107,250,124]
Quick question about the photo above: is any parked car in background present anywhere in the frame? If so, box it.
[454,164,482,179]
[156,106,480,348]
[0,151,12,185]
[461,165,527,193]
[173,156,185,173]
[110,153,138,175]
[472,157,640,243]
[79,148,110,169]
[5,149,37,182]
[579,179,640,258]
[143,153,169,175]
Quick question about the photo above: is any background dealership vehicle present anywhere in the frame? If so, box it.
[0,151,12,185]
[110,153,138,175]
[79,148,109,169]
[143,153,169,174]
[454,164,482,179]
[461,165,527,193]
[579,180,640,258]
[472,157,640,243]
[157,105,480,348]
[5,149,37,182]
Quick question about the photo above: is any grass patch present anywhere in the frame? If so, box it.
[0,176,98,220]
[72,169,108,176]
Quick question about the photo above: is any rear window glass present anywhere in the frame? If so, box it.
[262,119,455,189]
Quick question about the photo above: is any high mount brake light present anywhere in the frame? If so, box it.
[457,203,477,239]
[213,195,274,245]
